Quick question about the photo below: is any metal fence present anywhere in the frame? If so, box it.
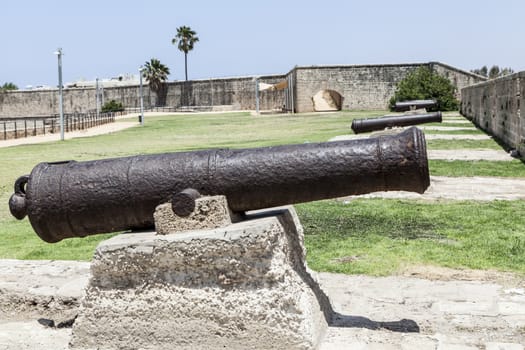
[0,111,121,141]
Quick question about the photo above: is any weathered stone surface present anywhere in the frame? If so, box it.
[312,90,342,111]
[461,71,525,158]
[154,195,235,234]
[70,206,330,350]
[0,62,483,117]
[294,62,484,112]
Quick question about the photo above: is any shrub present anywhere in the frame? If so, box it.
[101,100,124,113]
[389,66,459,112]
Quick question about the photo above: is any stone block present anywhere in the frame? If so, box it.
[154,195,236,234]
[70,206,330,350]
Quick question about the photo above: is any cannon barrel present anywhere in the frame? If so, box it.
[351,112,442,134]
[394,99,436,112]
[9,127,430,243]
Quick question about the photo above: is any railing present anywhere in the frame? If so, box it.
[0,111,119,141]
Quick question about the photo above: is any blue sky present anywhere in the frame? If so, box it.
[2,0,524,88]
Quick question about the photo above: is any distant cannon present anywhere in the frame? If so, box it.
[351,112,442,134]
[394,99,437,112]
[9,127,430,243]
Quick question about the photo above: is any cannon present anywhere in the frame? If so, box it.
[9,127,430,243]
[394,99,436,112]
[351,111,442,134]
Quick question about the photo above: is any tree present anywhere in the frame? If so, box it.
[489,65,500,79]
[500,67,514,76]
[471,66,488,77]
[171,26,199,81]
[471,65,514,79]
[142,58,170,106]
[1,82,18,91]
[389,66,459,112]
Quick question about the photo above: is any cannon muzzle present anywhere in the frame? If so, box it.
[351,112,442,134]
[10,127,430,243]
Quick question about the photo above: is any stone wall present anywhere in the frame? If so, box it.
[461,72,524,155]
[0,62,485,117]
[0,75,286,117]
[291,62,486,113]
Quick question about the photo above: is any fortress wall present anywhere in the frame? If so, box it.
[293,64,421,112]
[0,75,285,118]
[292,62,486,112]
[0,62,485,117]
[461,72,525,156]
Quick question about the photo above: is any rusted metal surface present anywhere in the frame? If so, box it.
[171,188,201,217]
[9,127,430,243]
[351,112,442,134]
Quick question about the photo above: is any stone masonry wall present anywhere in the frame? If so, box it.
[292,62,486,113]
[0,75,286,118]
[461,71,524,155]
[0,62,485,117]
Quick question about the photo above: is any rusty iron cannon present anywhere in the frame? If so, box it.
[394,99,437,112]
[9,127,430,243]
[351,111,442,134]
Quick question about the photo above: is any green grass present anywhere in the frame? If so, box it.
[0,219,115,260]
[298,199,525,276]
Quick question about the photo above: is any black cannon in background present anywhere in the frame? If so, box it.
[394,99,436,112]
[351,112,442,134]
[9,127,430,243]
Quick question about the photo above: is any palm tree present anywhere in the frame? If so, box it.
[171,26,199,81]
[142,58,170,105]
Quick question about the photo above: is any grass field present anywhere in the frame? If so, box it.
[299,199,525,275]
[1,111,524,275]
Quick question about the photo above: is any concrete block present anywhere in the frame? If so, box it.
[70,206,330,350]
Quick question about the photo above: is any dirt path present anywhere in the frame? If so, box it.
[343,175,525,201]
[419,125,477,131]
[428,149,514,161]
[0,121,138,148]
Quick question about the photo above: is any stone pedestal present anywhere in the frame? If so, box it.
[70,206,331,350]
